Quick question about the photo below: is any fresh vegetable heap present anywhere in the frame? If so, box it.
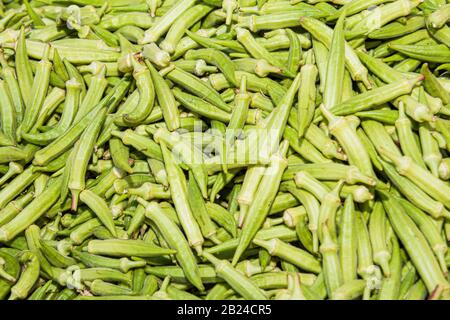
[0,0,449,300]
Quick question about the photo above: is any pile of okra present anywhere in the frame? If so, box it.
[0,0,449,301]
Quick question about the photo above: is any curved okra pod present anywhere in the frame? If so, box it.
[121,57,155,126]
[285,28,301,74]
[368,202,391,277]
[22,78,82,145]
[233,141,289,265]
[140,200,205,291]
[202,251,267,300]
[9,251,40,300]
[109,138,133,174]
[381,192,449,295]
[0,162,22,188]
[339,195,357,283]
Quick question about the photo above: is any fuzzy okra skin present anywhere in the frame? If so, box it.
[0,0,449,301]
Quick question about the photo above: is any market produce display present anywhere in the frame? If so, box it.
[0,0,449,300]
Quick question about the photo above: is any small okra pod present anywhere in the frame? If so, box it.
[232,141,289,265]
[320,223,343,298]
[332,280,367,300]
[111,129,162,161]
[369,202,391,277]
[185,48,237,86]
[0,177,62,242]
[79,189,117,238]
[321,106,375,178]
[355,210,377,280]
[9,251,40,300]
[398,198,448,274]
[0,162,23,188]
[202,251,268,300]
[159,142,204,253]
[421,63,450,106]
[295,212,315,254]
[86,239,176,258]
[285,28,302,74]
[281,181,320,253]
[69,108,107,210]
[377,235,402,300]
[293,61,318,136]
[167,67,230,112]
[141,0,197,43]
[160,4,213,53]
[346,0,422,39]
[187,172,219,241]
[236,27,294,78]
[20,44,52,134]
[74,64,108,122]
[395,103,427,169]
[380,148,450,209]
[322,11,345,110]
[15,28,33,110]
[438,158,450,181]
[109,138,133,174]
[0,192,34,227]
[121,57,155,126]
[380,159,448,219]
[381,193,449,295]
[253,238,321,273]
[299,16,371,88]
[419,126,442,177]
[325,76,423,117]
[339,195,358,283]
[140,200,205,291]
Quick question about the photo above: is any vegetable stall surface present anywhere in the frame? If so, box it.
[0,0,448,301]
